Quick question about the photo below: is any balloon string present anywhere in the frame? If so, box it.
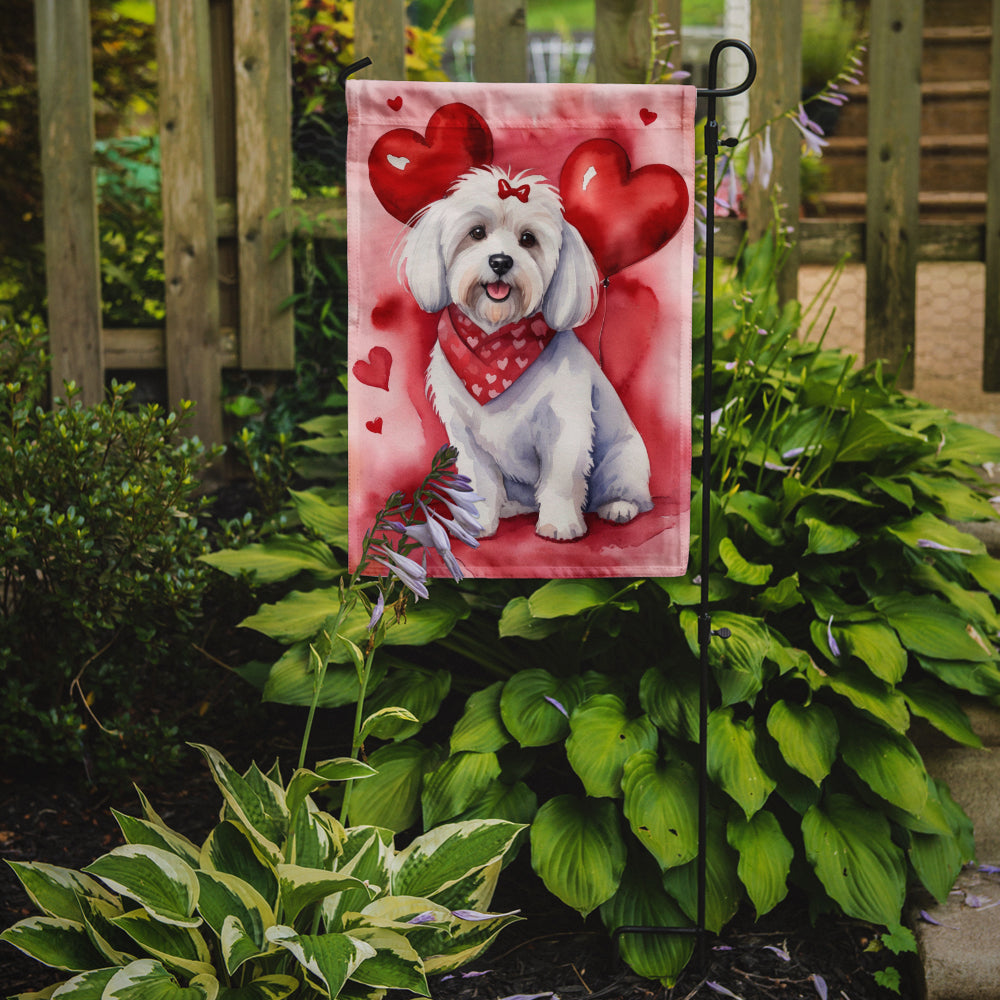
[596,276,610,369]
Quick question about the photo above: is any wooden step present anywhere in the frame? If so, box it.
[922,0,991,28]
[922,25,993,83]
[813,190,987,222]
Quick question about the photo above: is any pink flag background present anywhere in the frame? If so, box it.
[346,80,696,578]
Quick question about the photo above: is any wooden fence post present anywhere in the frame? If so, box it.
[157,0,223,445]
[233,0,294,370]
[746,0,801,306]
[594,0,652,84]
[34,0,104,405]
[983,0,1000,390]
[355,0,407,80]
[864,0,923,389]
[474,0,527,83]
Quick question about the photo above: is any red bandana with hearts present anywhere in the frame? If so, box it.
[438,304,557,404]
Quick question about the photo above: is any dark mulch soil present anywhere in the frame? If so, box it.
[1,745,916,1000]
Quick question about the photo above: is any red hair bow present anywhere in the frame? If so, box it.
[498,178,530,203]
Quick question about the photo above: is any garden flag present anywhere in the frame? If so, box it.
[346,80,696,578]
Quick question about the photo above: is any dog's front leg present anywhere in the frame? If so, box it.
[535,440,590,541]
[443,423,505,537]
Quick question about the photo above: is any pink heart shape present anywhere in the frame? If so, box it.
[353,346,392,391]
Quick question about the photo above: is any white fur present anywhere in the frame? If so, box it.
[397,166,653,541]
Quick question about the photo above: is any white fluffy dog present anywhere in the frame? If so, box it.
[397,165,652,541]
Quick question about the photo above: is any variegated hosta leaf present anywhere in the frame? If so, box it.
[707,707,776,819]
[565,695,658,799]
[661,810,742,934]
[288,801,344,870]
[450,682,511,754]
[529,795,626,917]
[77,894,136,966]
[621,751,699,871]
[838,718,929,817]
[110,908,214,978]
[765,700,838,786]
[421,751,502,829]
[285,760,375,823]
[276,864,376,925]
[112,811,202,868]
[265,926,375,998]
[727,810,793,917]
[0,916,107,971]
[83,846,200,928]
[599,853,694,987]
[4,862,118,922]
[323,829,393,931]
[200,822,278,910]
[102,958,218,999]
[195,871,274,974]
[214,974,299,1000]
[344,926,429,995]
[423,859,501,916]
[191,745,288,863]
[391,820,524,901]
[46,966,118,997]
[499,669,585,747]
[347,740,442,833]
[421,906,522,975]
[802,793,906,926]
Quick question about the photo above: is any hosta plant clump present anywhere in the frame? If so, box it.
[1,744,523,999]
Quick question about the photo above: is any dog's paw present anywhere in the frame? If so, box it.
[597,500,640,525]
[536,515,587,541]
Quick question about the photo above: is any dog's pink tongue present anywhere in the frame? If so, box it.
[486,282,510,301]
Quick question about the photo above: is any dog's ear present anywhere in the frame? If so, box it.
[542,220,601,331]
[397,205,450,314]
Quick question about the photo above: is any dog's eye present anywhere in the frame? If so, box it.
[519,231,537,248]
[469,225,487,241]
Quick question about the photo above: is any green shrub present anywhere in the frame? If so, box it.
[0,316,221,783]
[1,743,524,998]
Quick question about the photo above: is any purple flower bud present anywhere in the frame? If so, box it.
[544,695,569,718]
[367,590,385,631]
[407,911,437,925]
[827,616,841,658]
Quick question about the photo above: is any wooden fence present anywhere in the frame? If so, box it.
[33,0,1000,445]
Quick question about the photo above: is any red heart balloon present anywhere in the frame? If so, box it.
[368,103,494,224]
[560,139,689,277]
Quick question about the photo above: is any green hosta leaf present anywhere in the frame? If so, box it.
[362,667,451,740]
[835,621,907,684]
[765,700,838,786]
[497,596,564,639]
[191,746,287,863]
[599,853,694,987]
[835,410,927,463]
[718,537,772,585]
[886,512,985,556]
[260,643,386,709]
[450,682,511,754]
[654,573,737,606]
[112,812,201,868]
[865,474,914,509]
[216,975,299,1000]
[911,562,1000,633]
[802,517,859,556]
[680,610,770,706]
[802,793,906,926]
[265,926,375,998]
[195,871,273,974]
[839,718,929,816]
[421,751,502,828]
[527,579,618,618]
[935,421,1000,464]
[565,695,658,798]
[285,759,376,822]
[200,535,341,583]
[966,553,1000,597]
[4,862,118,923]
[0,916,107,971]
[83,846,200,928]
[909,827,966,905]
[724,490,784,545]
[901,680,982,748]
[288,489,349,546]
[661,810,741,934]
[621,751,698,871]
[111,908,214,978]
[707,708,776,818]
[916,655,1000,697]
[755,573,805,614]
[277,865,374,925]
[453,779,538,827]
[347,740,442,832]
[874,593,995,662]
[808,660,910,732]
[359,706,421,742]
[346,926,428,994]
[727,811,793,917]
[200,822,278,910]
[499,670,584,747]
[103,959,218,1000]
[392,820,524,901]
[529,795,626,917]
[639,664,699,743]
[905,472,998,522]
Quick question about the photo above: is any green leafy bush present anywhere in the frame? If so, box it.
[1,743,523,998]
[0,317,220,782]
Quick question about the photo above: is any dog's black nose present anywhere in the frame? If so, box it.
[488,253,513,277]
